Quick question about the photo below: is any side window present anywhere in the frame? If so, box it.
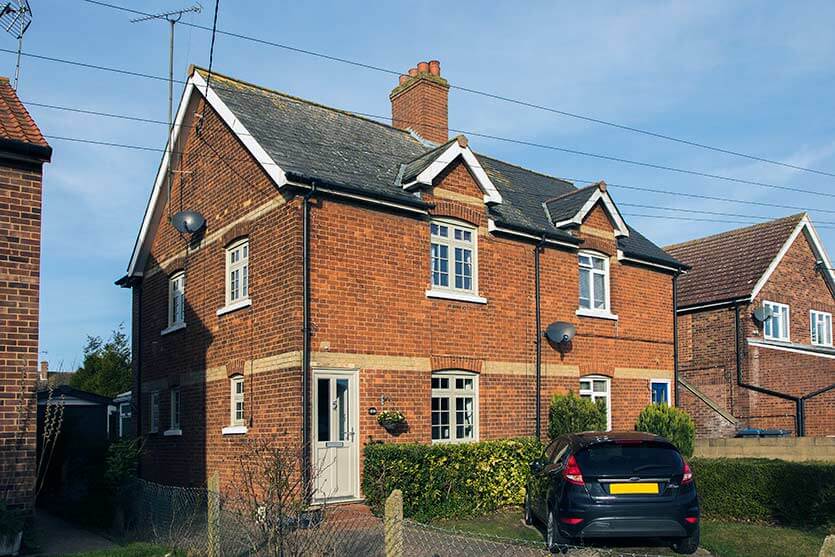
[225,239,250,307]
[763,301,790,341]
[168,272,185,328]
[149,391,160,434]
[651,380,670,406]
[230,375,245,426]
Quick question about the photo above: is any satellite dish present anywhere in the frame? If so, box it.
[545,321,576,345]
[752,306,774,323]
[171,210,205,234]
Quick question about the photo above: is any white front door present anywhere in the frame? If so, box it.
[312,369,359,502]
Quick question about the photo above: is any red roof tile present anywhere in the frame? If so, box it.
[664,214,805,308]
[0,76,48,147]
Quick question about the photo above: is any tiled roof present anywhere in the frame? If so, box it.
[198,68,683,269]
[665,214,805,308]
[544,185,598,224]
[0,76,48,147]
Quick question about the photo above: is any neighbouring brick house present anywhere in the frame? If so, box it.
[0,77,51,511]
[666,214,835,438]
[118,61,686,502]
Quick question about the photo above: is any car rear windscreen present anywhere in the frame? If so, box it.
[575,441,683,477]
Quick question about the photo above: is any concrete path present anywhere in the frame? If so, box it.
[28,512,116,556]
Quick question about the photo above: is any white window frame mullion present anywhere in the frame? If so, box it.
[579,375,611,431]
[430,371,479,444]
[429,218,477,295]
[810,310,833,347]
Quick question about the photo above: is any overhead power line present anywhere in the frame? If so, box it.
[81,0,835,180]
[23,97,835,217]
[5,47,835,201]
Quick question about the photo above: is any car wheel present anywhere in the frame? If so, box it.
[524,491,534,525]
[546,509,570,554]
[672,523,700,555]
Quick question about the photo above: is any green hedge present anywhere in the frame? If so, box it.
[548,391,607,440]
[691,458,835,528]
[363,438,541,521]
[635,404,696,457]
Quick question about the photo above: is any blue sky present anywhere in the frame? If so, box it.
[17,1,835,368]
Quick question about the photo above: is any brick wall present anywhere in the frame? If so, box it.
[135,101,677,495]
[680,230,835,436]
[0,163,44,511]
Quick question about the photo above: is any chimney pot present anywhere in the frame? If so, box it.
[597,180,608,193]
[391,60,450,144]
[39,361,48,381]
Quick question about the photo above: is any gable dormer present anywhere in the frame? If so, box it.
[398,135,503,206]
[545,181,628,238]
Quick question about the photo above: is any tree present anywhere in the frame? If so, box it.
[70,325,132,398]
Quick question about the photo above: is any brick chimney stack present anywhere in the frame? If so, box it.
[390,60,449,145]
[39,361,48,382]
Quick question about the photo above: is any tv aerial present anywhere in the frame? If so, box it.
[0,0,33,90]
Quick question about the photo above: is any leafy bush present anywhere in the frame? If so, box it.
[363,437,541,521]
[104,438,142,487]
[692,458,835,528]
[635,403,696,457]
[548,391,606,439]
[0,501,23,537]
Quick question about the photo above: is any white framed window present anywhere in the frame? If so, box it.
[226,239,250,306]
[763,301,790,341]
[810,310,832,346]
[169,388,181,430]
[430,219,477,294]
[230,375,245,427]
[168,272,185,328]
[579,375,611,431]
[431,371,478,443]
[650,379,671,406]
[149,391,160,434]
[119,402,131,438]
[577,251,615,319]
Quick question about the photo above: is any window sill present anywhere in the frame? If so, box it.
[217,298,252,316]
[160,322,186,336]
[425,289,487,304]
[576,308,619,321]
[431,437,479,445]
[764,336,790,343]
[221,425,247,436]
[163,428,182,437]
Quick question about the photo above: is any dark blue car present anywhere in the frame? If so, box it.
[525,432,700,554]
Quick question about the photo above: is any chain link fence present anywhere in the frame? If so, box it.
[116,480,686,557]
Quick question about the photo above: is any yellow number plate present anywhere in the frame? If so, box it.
[610,483,659,495]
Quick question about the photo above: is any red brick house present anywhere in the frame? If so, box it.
[118,61,686,502]
[0,78,51,511]
[666,214,835,438]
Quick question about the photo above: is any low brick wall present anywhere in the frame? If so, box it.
[694,437,835,462]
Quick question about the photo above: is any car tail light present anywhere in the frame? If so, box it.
[684,516,698,524]
[563,454,584,486]
[681,460,693,485]
[560,517,584,525]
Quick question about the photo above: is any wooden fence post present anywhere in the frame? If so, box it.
[384,489,404,557]
[207,472,220,557]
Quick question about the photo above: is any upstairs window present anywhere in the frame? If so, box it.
[763,301,790,341]
[430,220,476,293]
[431,371,478,443]
[230,375,245,427]
[578,252,609,312]
[168,272,185,328]
[226,239,249,306]
[810,310,832,346]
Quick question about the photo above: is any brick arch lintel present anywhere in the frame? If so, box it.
[160,256,187,276]
[222,222,252,248]
[431,354,483,374]
[428,199,483,227]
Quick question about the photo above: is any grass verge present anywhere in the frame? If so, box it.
[64,543,175,557]
[433,508,829,557]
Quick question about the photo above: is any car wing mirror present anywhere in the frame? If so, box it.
[530,461,545,475]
